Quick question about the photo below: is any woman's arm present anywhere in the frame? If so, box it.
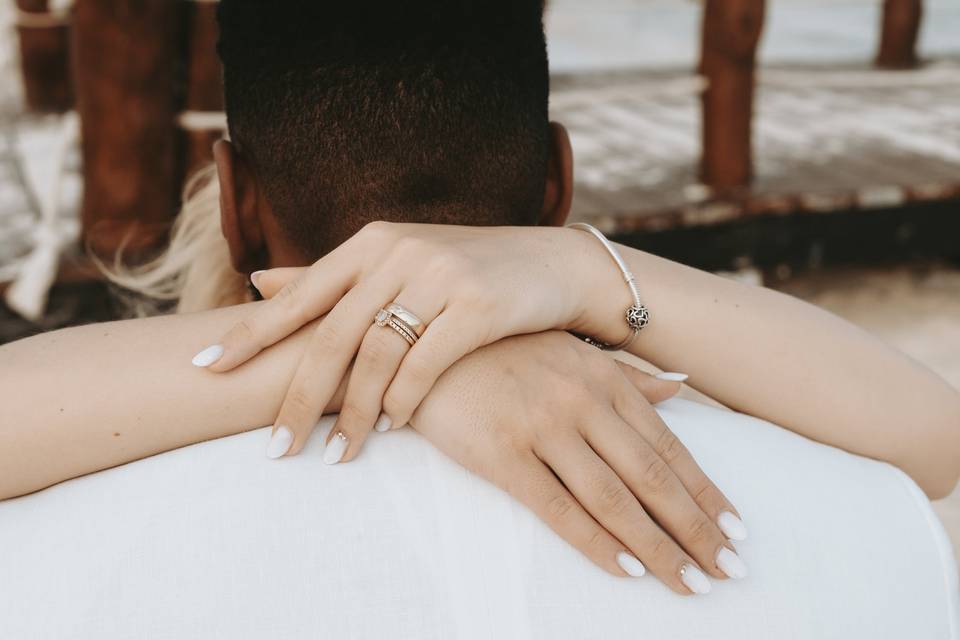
[576,237,960,499]
[209,223,960,498]
[0,303,336,499]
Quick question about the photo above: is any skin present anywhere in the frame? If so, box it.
[209,122,960,501]
[0,123,745,594]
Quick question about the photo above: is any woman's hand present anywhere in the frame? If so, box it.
[195,222,625,460]
[410,331,747,595]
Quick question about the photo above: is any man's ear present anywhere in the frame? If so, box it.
[213,139,267,274]
[538,121,574,227]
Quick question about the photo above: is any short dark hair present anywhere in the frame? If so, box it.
[217,1,550,257]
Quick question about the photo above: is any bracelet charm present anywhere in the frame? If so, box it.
[567,222,650,351]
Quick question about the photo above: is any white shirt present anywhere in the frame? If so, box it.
[1,398,957,639]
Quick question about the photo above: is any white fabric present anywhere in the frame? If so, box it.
[1,398,957,639]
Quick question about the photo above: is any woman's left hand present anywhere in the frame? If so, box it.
[194,222,629,459]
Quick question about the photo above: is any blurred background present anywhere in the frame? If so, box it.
[0,0,957,559]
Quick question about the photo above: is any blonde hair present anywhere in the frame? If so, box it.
[97,164,251,315]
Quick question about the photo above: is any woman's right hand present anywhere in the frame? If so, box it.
[197,223,630,462]
[409,330,748,595]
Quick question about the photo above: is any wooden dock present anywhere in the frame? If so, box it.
[556,60,960,236]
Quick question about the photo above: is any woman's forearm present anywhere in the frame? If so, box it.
[575,237,960,498]
[0,303,337,500]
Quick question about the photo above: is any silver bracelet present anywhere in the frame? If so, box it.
[567,222,650,351]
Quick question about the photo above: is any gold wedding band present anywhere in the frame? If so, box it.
[374,303,426,347]
[384,303,426,337]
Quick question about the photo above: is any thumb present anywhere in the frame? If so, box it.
[250,267,309,299]
[615,360,687,404]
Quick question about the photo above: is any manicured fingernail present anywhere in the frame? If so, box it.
[616,552,646,577]
[266,425,293,459]
[680,564,711,594]
[191,344,224,367]
[718,511,748,541]
[716,547,747,579]
[324,431,348,465]
[655,372,689,382]
[374,414,392,432]
[250,270,265,290]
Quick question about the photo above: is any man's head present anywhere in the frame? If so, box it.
[213,0,573,274]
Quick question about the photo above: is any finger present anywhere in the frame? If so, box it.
[267,280,398,458]
[504,455,643,579]
[251,267,308,299]
[614,360,681,404]
[382,309,480,429]
[583,409,744,582]
[614,380,748,543]
[204,251,362,372]
[536,433,709,595]
[328,292,443,463]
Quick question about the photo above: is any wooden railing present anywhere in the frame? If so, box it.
[13,0,927,255]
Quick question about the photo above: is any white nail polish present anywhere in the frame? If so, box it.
[718,511,748,541]
[249,270,265,290]
[680,564,711,594]
[616,552,646,577]
[716,547,748,579]
[266,426,293,459]
[655,372,689,382]
[324,431,348,465]
[374,414,392,432]
[191,344,224,367]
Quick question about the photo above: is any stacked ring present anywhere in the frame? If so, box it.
[374,303,426,347]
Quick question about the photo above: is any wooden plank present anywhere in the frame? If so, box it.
[182,0,224,179]
[698,0,766,194]
[876,0,923,69]
[72,0,183,257]
[15,0,72,113]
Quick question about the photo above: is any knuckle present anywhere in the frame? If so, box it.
[232,317,260,347]
[655,427,685,464]
[357,331,392,368]
[642,458,673,493]
[284,387,316,419]
[360,220,393,242]
[648,533,674,562]
[338,402,373,430]
[597,481,632,517]
[546,494,575,522]
[311,322,342,356]
[686,515,714,545]
[401,353,436,388]
[586,527,609,551]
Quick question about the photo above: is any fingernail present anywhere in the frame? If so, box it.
[716,547,748,579]
[717,511,748,541]
[324,431,348,465]
[680,564,711,595]
[266,425,294,459]
[655,372,689,382]
[374,414,392,432]
[191,344,224,367]
[250,270,265,291]
[616,552,646,577]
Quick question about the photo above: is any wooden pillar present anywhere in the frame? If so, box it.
[876,0,923,69]
[698,0,765,194]
[72,0,184,257]
[182,0,225,178]
[15,0,73,113]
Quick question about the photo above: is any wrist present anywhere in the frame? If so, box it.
[562,226,638,346]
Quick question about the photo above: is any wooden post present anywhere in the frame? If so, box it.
[15,0,73,113]
[876,0,923,69]
[698,0,765,195]
[182,0,225,178]
[71,0,184,257]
